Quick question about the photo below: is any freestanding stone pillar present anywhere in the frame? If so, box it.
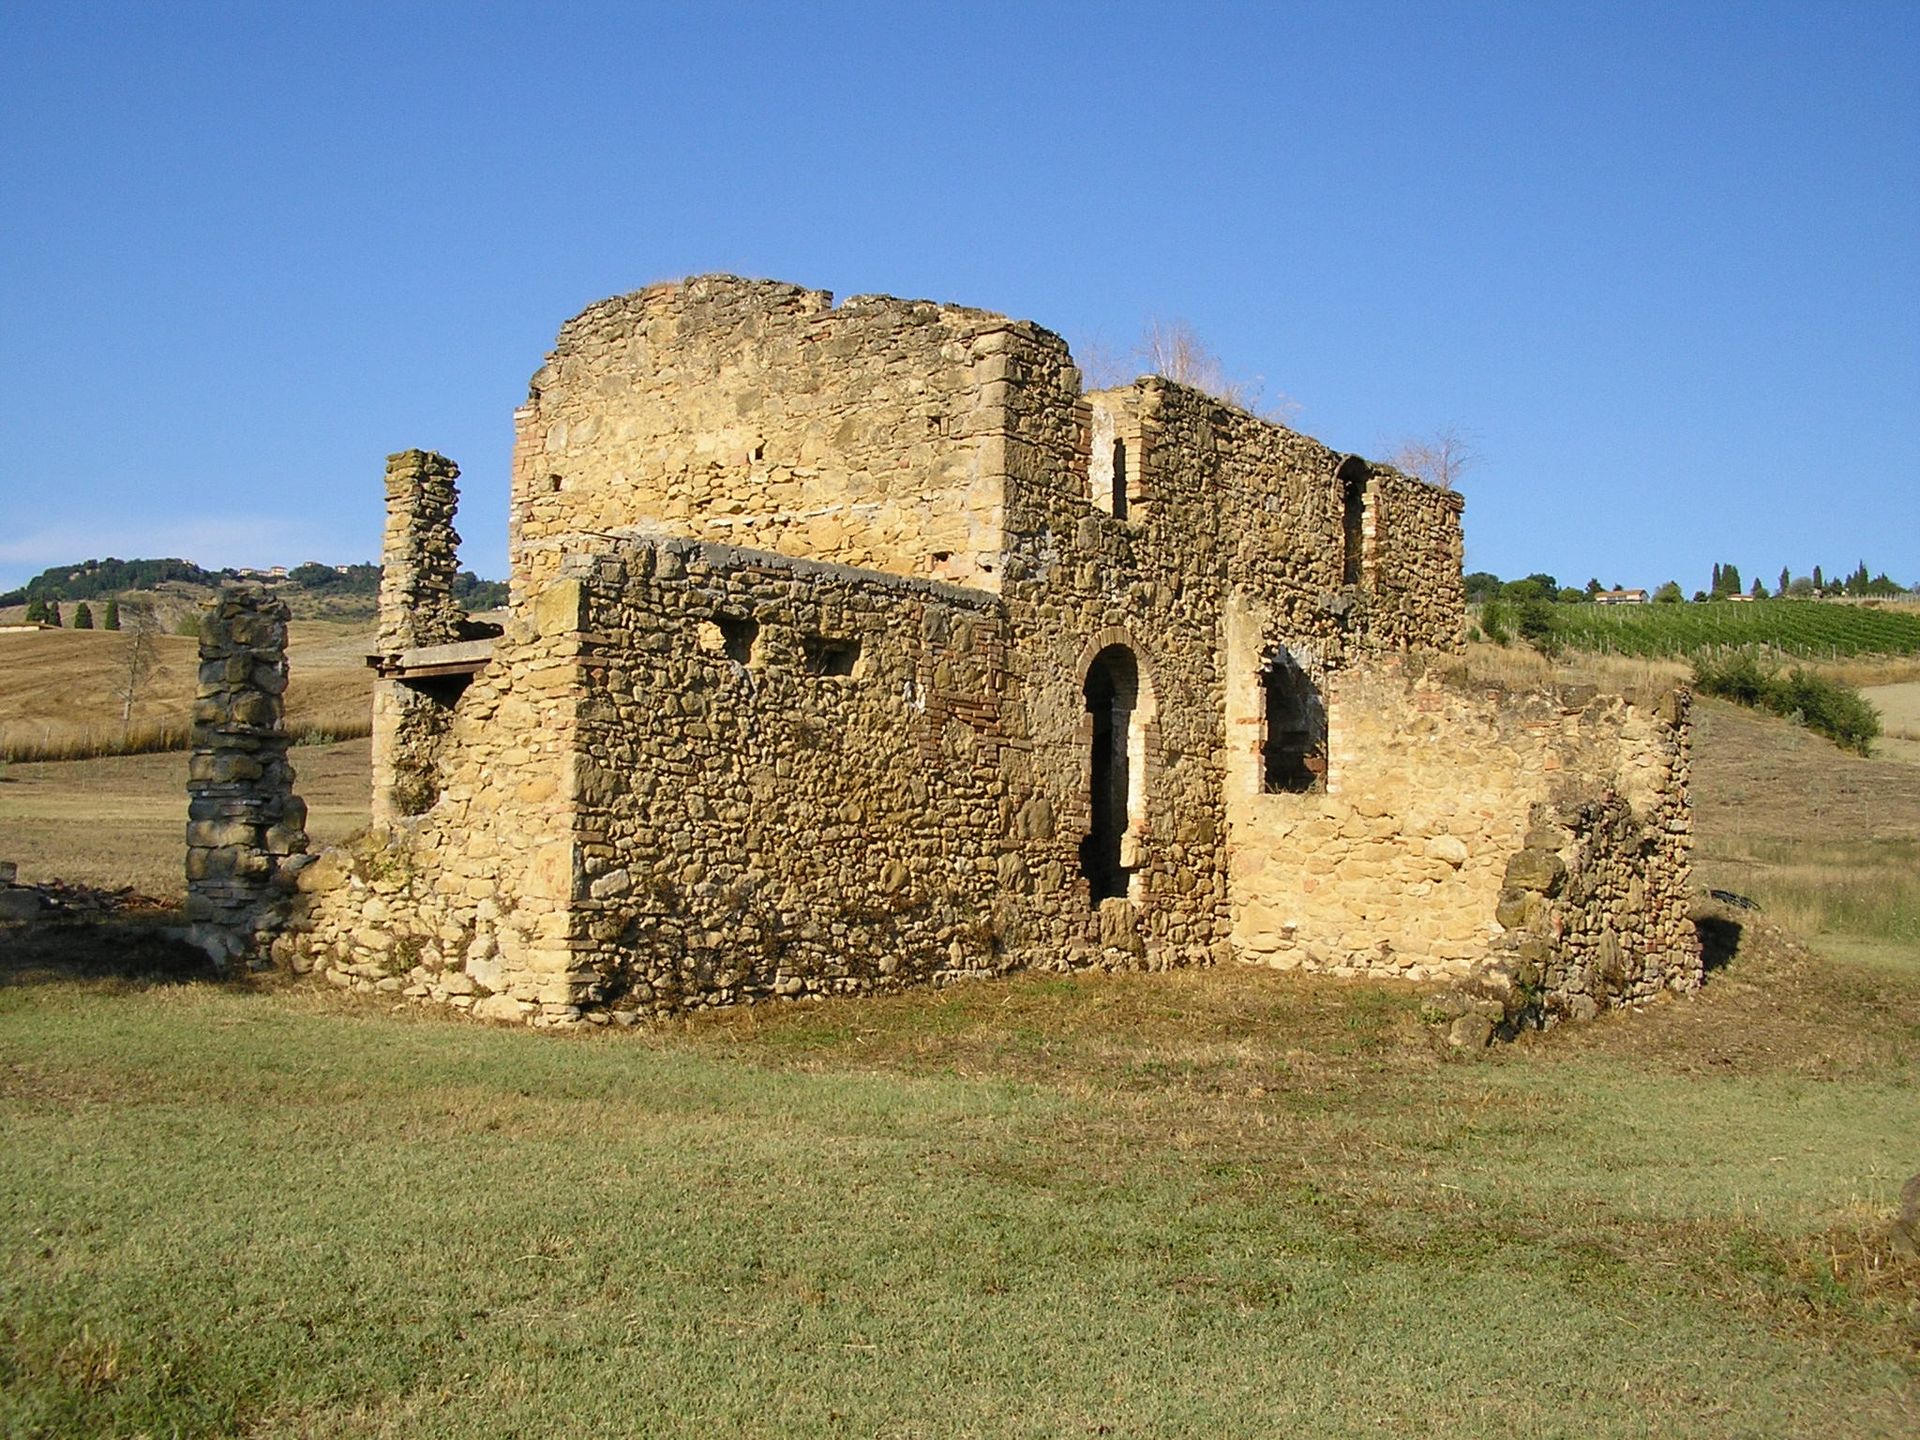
[185,586,309,967]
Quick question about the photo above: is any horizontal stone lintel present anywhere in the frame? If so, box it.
[370,637,496,679]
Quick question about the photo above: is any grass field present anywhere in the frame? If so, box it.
[2,679,1917,1434]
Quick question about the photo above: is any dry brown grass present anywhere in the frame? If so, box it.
[0,620,373,762]
[1454,639,1690,696]
[0,740,371,897]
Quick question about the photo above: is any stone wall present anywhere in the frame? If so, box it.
[282,572,586,1020]
[1226,653,1698,1007]
[1486,687,1699,1020]
[370,450,495,823]
[562,535,1018,1011]
[186,587,308,966]
[287,534,1025,1022]
[509,277,1026,596]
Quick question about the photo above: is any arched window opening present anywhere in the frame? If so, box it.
[1261,651,1326,794]
[1111,440,1128,520]
[1080,644,1139,903]
[1339,458,1369,586]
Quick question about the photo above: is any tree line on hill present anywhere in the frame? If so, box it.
[1,557,508,614]
[1467,560,1913,608]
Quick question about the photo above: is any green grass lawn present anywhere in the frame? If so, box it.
[3,935,1917,1438]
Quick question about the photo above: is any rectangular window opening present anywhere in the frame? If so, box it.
[1261,655,1326,794]
[803,635,861,677]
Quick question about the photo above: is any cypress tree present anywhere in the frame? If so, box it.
[104,597,121,630]
[73,602,94,629]
[25,597,46,624]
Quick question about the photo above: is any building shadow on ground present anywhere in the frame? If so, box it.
[0,912,218,987]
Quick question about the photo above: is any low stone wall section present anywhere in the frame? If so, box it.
[1228,655,1697,996]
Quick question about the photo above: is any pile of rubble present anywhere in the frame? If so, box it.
[0,862,171,923]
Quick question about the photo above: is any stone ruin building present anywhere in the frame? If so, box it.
[241,275,1700,1029]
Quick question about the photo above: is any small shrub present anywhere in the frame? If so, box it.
[1693,649,1779,708]
[1478,599,1513,646]
[1774,668,1881,756]
[1692,648,1882,755]
[1514,598,1560,657]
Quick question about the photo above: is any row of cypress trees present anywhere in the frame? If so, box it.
[21,597,120,629]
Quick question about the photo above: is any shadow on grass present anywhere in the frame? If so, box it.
[0,912,219,988]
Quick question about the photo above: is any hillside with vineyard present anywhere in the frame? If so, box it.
[1495,598,1920,660]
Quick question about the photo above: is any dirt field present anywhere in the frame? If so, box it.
[1866,681,1920,765]
[0,740,370,897]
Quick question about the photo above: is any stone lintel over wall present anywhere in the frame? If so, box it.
[185,586,310,967]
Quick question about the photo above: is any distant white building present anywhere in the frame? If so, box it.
[1593,588,1649,605]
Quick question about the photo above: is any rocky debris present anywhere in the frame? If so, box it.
[0,875,171,923]
[1891,1173,1920,1259]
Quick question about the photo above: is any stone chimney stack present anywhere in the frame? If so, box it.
[378,450,465,656]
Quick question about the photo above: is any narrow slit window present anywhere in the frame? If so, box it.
[1340,461,1367,586]
[1111,440,1128,520]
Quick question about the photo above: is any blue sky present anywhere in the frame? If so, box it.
[3,1,1916,594]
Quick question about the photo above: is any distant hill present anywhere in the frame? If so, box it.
[0,557,508,618]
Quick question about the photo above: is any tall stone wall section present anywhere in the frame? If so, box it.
[286,536,1026,1021]
[509,276,1017,596]
[561,536,1018,1012]
[377,450,465,651]
[186,588,309,966]
[282,579,587,1020]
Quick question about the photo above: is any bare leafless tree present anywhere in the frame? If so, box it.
[1385,426,1477,489]
[119,629,156,744]
[1080,317,1297,421]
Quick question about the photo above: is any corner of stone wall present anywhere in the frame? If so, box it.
[1426,684,1700,1047]
[185,586,311,968]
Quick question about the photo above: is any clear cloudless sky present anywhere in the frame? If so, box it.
[3,0,1916,593]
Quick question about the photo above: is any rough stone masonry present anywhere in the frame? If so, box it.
[185,586,309,966]
[265,275,1700,1029]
